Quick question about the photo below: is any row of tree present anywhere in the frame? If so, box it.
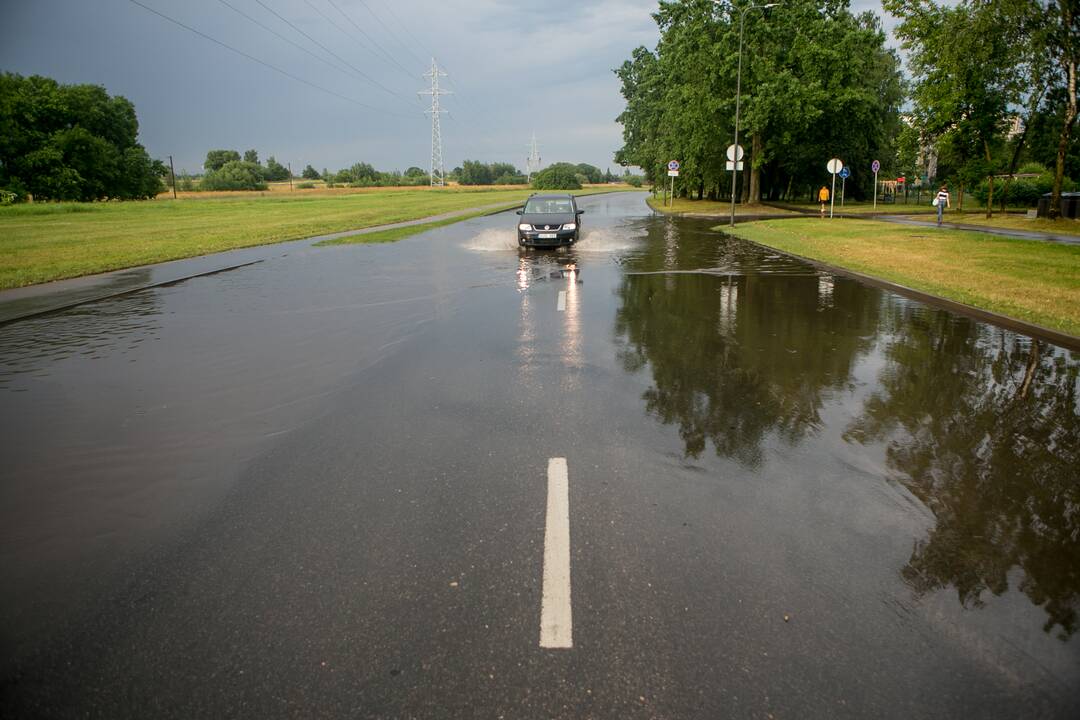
[0,73,165,201]
[615,0,1077,217]
[887,0,1077,217]
[615,0,904,204]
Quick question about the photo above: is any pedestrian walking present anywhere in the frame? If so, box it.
[934,185,950,225]
[818,186,830,217]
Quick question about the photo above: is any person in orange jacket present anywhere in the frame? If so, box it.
[818,186,830,217]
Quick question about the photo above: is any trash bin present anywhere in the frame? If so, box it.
[1037,191,1080,218]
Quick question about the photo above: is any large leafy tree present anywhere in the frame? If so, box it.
[0,73,164,201]
[886,0,1031,216]
[203,149,241,172]
[615,0,902,203]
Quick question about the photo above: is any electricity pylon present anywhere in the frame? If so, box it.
[526,132,542,183]
[419,59,450,187]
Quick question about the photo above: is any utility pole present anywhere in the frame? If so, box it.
[527,132,542,183]
[419,58,450,186]
[288,162,293,191]
[168,155,177,199]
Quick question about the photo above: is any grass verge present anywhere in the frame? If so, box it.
[646,196,800,216]
[0,187,632,289]
[724,218,1080,337]
[315,203,522,246]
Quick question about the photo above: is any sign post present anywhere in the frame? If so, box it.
[826,158,843,219]
[871,159,880,210]
[667,160,680,207]
[839,166,850,208]
[726,144,745,227]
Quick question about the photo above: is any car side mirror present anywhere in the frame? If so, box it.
[576,210,585,215]
[516,210,523,215]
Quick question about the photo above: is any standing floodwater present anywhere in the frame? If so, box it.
[2,192,1078,718]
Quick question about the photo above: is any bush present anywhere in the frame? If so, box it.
[493,174,528,185]
[626,176,644,188]
[296,182,316,189]
[0,188,18,205]
[531,165,582,190]
[199,160,268,191]
[970,170,1075,207]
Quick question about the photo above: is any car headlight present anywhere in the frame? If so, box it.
[562,223,576,231]
[518,224,532,231]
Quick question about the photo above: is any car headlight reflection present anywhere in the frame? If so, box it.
[518,224,532,231]
[562,223,576,231]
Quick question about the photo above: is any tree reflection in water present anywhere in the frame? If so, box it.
[613,229,881,466]
[614,220,1080,639]
[845,308,1080,640]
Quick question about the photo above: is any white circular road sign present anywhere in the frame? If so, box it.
[726,144,745,162]
[827,158,844,174]
[871,159,881,173]
[668,160,680,171]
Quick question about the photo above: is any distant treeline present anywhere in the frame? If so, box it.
[179,156,634,191]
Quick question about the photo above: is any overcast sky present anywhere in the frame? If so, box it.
[1,0,895,174]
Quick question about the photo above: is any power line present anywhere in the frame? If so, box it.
[322,0,421,80]
[379,0,435,65]
[127,0,419,119]
[215,0,410,108]
[351,0,428,72]
[250,0,411,103]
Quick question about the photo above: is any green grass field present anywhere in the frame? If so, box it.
[0,186,632,289]
[725,218,1080,337]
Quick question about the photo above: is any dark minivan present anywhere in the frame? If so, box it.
[516,194,584,248]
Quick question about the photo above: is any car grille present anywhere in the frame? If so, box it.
[534,224,562,231]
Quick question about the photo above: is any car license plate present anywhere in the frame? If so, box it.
[538,233,557,239]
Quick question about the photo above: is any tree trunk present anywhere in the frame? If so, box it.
[748,133,763,204]
[1051,51,1077,219]
[958,184,965,212]
[785,176,793,202]
[984,139,995,219]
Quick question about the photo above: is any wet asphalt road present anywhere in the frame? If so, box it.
[1,192,1078,718]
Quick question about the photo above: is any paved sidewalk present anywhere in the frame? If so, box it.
[873,215,1080,245]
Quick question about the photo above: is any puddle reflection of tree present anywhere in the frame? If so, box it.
[613,233,881,467]
[845,309,1080,640]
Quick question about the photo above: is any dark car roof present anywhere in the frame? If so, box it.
[528,194,576,200]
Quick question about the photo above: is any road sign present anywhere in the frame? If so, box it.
[668,170,680,177]
[668,160,680,171]
[872,160,880,210]
[827,158,843,174]
[726,144,745,162]
[725,161,744,171]
[839,166,850,180]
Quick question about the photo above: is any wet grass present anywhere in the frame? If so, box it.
[0,187,631,289]
[725,218,1080,337]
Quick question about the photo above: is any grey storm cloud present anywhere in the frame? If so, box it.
[0,0,898,175]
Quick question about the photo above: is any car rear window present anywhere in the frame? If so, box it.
[524,198,573,214]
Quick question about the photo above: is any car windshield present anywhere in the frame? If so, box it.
[524,198,573,214]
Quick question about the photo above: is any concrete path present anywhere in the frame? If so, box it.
[874,215,1080,245]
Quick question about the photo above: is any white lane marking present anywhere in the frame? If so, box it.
[557,291,567,312]
[541,457,573,649]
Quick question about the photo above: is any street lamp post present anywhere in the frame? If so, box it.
[717,1,779,227]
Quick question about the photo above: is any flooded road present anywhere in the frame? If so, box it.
[2,191,1078,717]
